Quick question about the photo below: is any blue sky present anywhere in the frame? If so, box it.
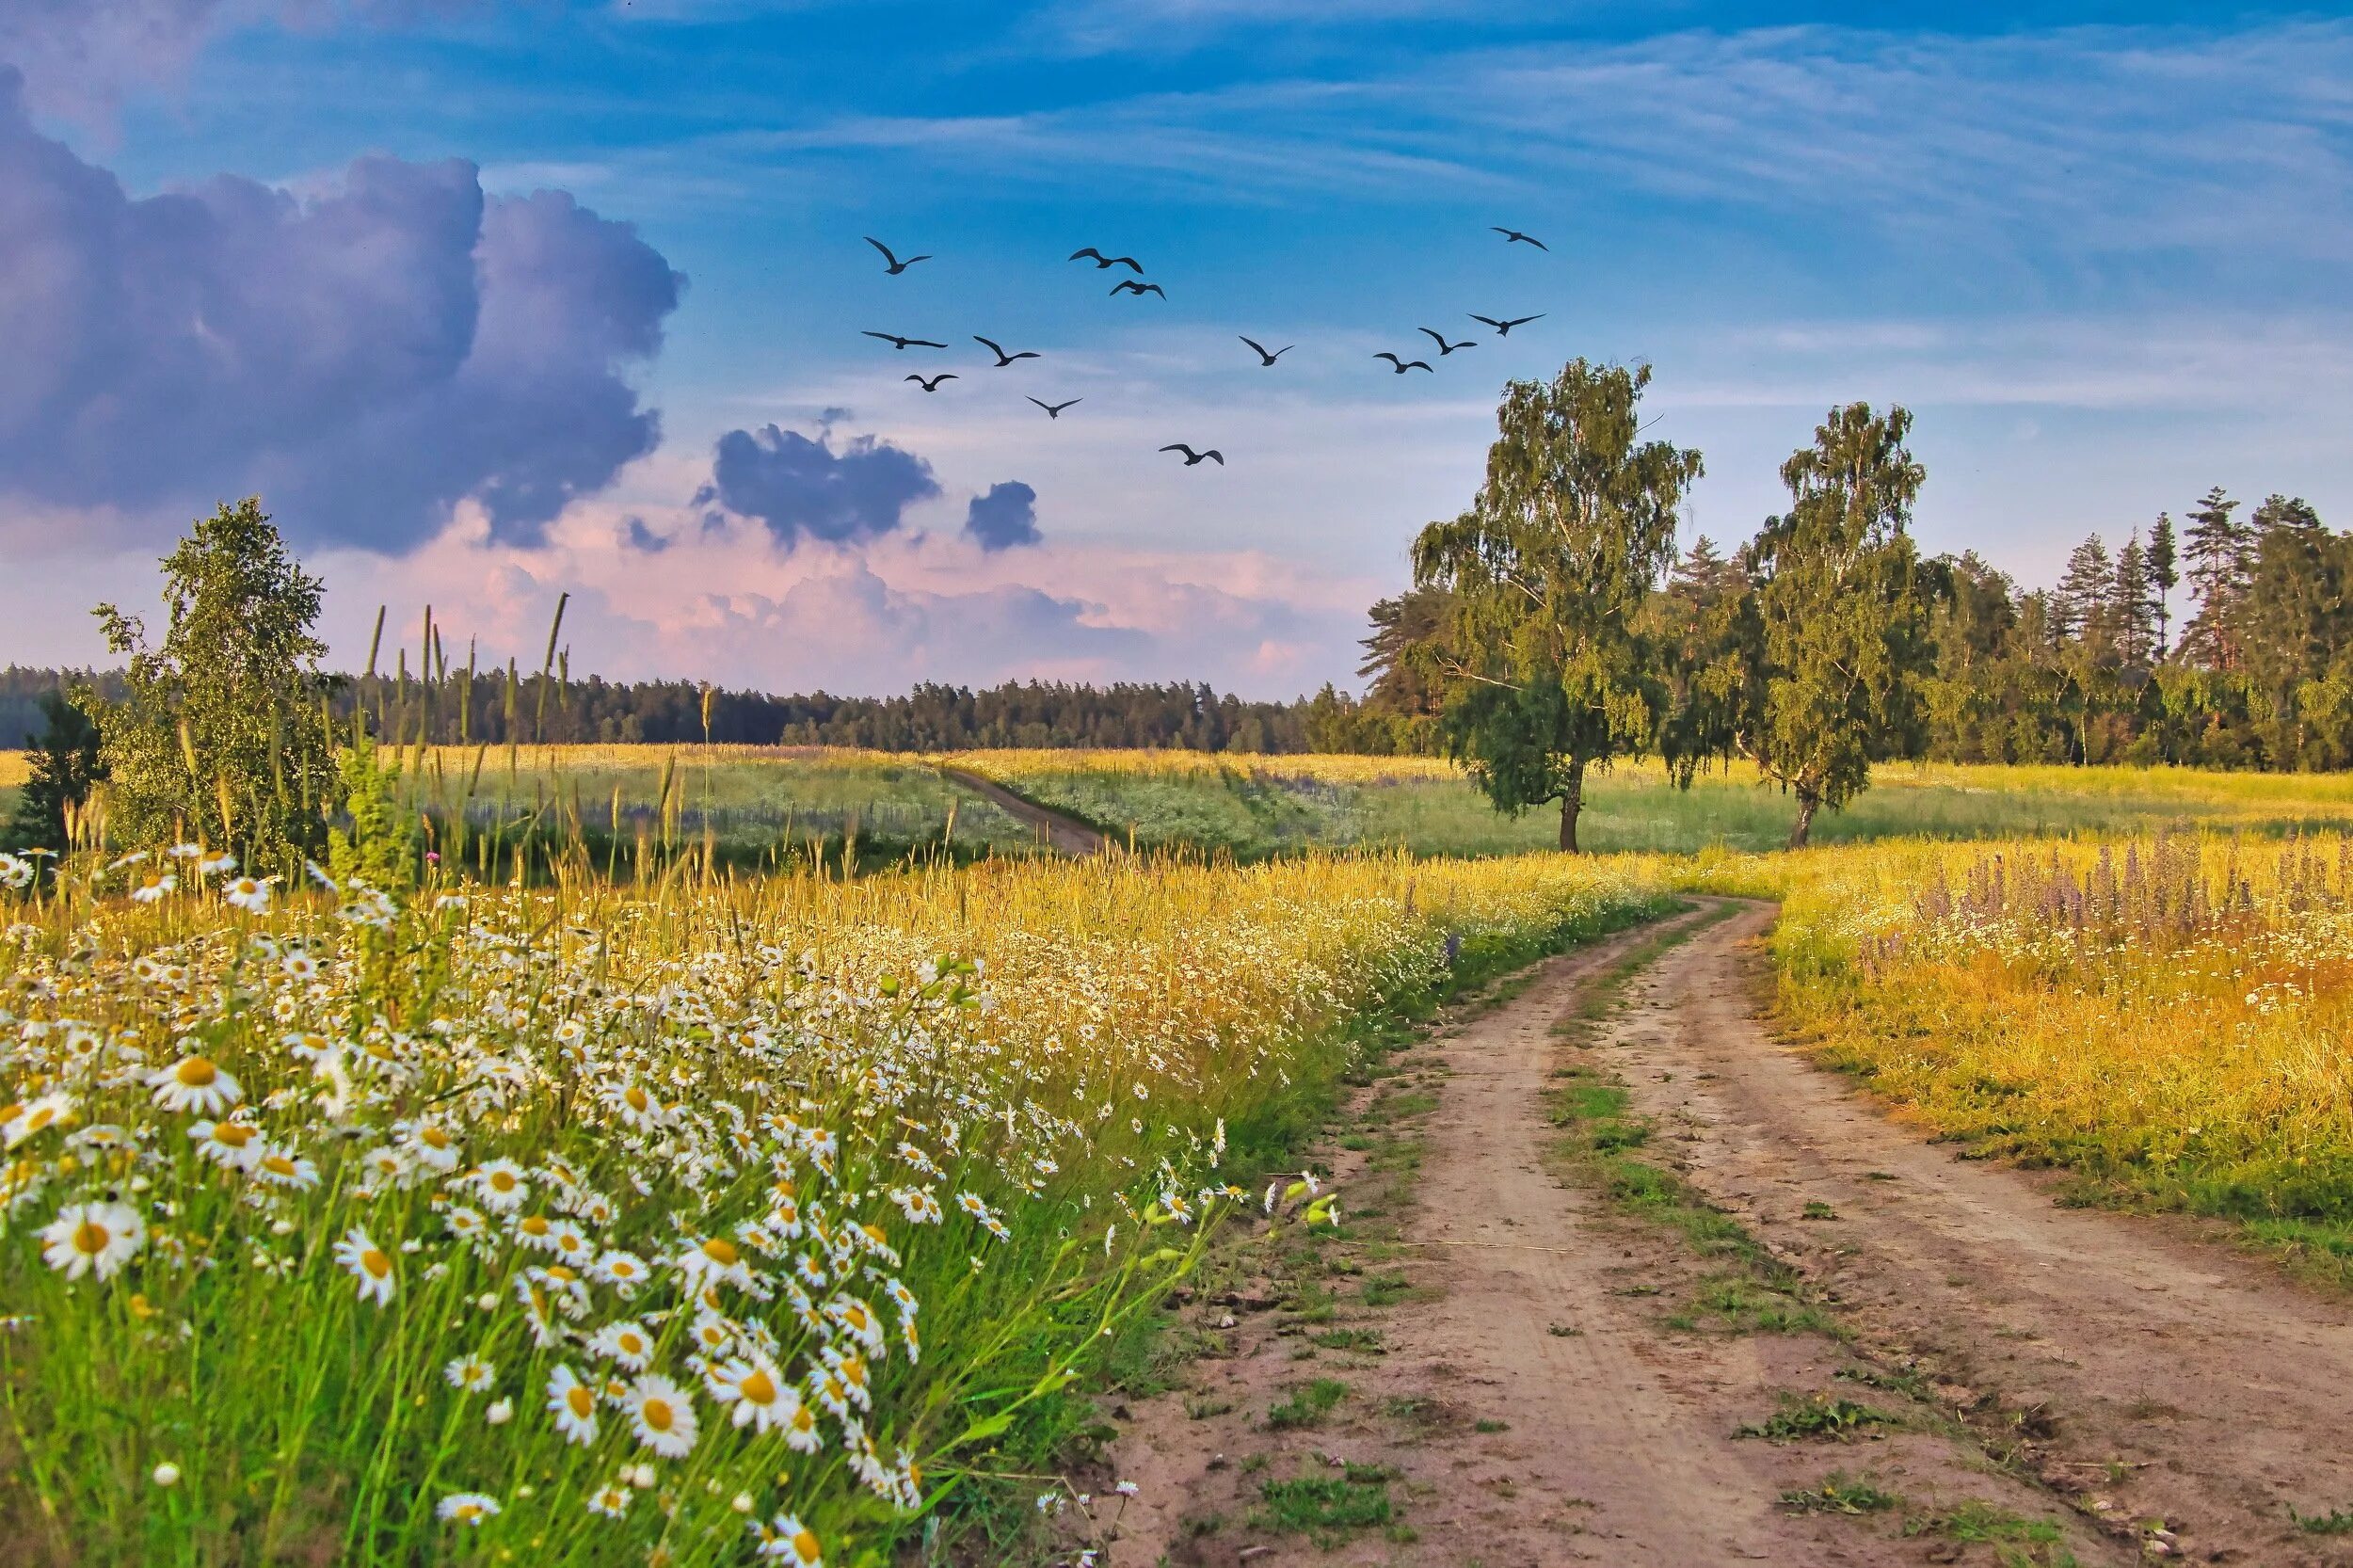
[2,1,2347,696]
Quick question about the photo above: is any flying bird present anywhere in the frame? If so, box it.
[1110,280,1166,298]
[974,336,1042,367]
[863,331,948,350]
[1159,444,1224,466]
[1239,336,1293,366]
[1069,247,1144,273]
[864,236,933,274]
[1490,227,1548,250]
[1028,396,1082,419]
[1374,352,1433,374]
[1469,312,1546,336]
[1418,328,1477,356]
[905,373,958,392]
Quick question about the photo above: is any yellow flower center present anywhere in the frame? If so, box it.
[488,1171,517,1191]
[624,1086,649,1112]
[642,1397,674,1432]
[791,1405,814,1432]
[215,1124,254,1147]
[72,1220,111,1256]
[793,1528,822,1561]
[567,1385,595,1417]
[700,1238,740,1266]
[361,1249,391,1279]
[25,1107,56,1132]
[555,1233,584,1255]
[520,1216,550,1237]
[842,1355,867,1387]
[740,1368,777,1404]
[548,1264,579,1283]
[262,1155,295,1176]
[174,1057,218,1087]
[421,1127,451,1149]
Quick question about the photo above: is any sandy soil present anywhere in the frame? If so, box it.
[1106,908,2105,1566]
[1608,901,2353,1566]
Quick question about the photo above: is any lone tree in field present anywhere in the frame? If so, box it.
[1412,359,1704,852]
[6,690,106,853]
[1742,403,1929,848]
[93,499,339,868]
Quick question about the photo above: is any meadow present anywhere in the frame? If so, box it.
[11,743,2353,1561]
[0,833,1672,1565]
[947,748,2353,857]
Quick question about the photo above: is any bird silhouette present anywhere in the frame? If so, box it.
[1110,280,1166,298]
[863,331,948,350]
[1374,352,1434,374]
[974,335,1042,367]
[1490,227,1548,250]
[864,237,933,274]
[1418,328,1477,356]
[1159,444,1224,466]
[1239,336,1293,366]
[1469,313,1545,336]
[1028,396,1082,419]
[904,373,958,392]
[1069,247,1144,273]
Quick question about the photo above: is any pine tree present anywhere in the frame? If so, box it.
[5,690,106,854]
[2180,487,2250,668]
[2114,531,2156,667]
[2148,512,2179,656]
[2054,534,2113,650]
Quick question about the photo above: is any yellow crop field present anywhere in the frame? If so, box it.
[0,841,1672,1563]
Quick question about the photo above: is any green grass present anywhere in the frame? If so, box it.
[2291,1504,2353,1535]
[1781,1472,1902,1514]
[1266,1377,1351,1430]
[1737,1393,1896,1442]
[1251,1466,1396,1546]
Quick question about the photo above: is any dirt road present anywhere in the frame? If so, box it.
[1104,902,2353,1567]
[936,766,1109,856]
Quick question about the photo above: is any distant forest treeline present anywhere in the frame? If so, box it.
[7,481,2347,770]
[0,667,1323,753]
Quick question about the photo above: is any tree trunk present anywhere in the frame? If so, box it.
[1559,760,1586,854]
[1788,788,1819,850]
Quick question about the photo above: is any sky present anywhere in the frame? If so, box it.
[2,1,2347,697]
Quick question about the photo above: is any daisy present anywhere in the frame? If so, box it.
[221,876,272,913]
[589,1249,649,1293]
[826,1296,887,1355]
[444,1206,489,1243]
[706,1353,796,1433]
[131,873,177,904]
[545,1364,600,1447]
[511,1214,561,1255]
[687,1310,735,1358]
[622,1374,698,1459]
[149,1054,241,1116]
[280,950,320,983]
[444,1354,496,1393]
[4,1092,75,1149]
[195,848,235,876]
[545,1222,593,1268]
[752,1512,824,1566]
[587,1319,656,1371]
[585,1484,632,1518]
[252,1148,320,1190]
[472,1158,529,1212]
[675,1235,756,1291]
[396,1121,461,1174]
[779,1394,824,1454]
[39,1201,145,1281]
[436,1493,500,1527]
[332,1226,397,1307]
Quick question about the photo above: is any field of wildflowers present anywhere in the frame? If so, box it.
[0,837,1672,1564]
[1760,832,2353,1279]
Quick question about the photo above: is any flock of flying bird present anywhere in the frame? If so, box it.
[856,227,1551,469]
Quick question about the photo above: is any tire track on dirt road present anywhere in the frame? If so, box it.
[1606,901,2353,1567]
[1111,903,2122,1568]
[936,767,1109,856]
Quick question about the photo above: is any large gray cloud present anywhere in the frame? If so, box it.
[694,424,942,548]
[964,480,1041,552]
[0,67,682,551]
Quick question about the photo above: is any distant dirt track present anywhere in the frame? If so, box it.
[936,767,1109,856]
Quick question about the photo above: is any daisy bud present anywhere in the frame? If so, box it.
[630,1464,657,1489]
[152,1463,182,1488]
[730,1493,754,1514]
[486,1398,514,1426]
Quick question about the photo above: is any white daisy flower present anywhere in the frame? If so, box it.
[585,1484,632,1518]
[589,1249,650,1293]
[444,1354,496,1393]
[752,1512,824,1565]
[706,1353,796,1433]
[221,876,272,913]
[472,1158,529,1211]
[436,1493,500,1527]
[332,1226,397,1307]
[251,1148,320,1190]
[148,1054,242,1116]
[4,1091,75,1149]
[587,1319,656,1371]
[39,1201,145,1281]
[675,1235,756,1291]
[545,1364,600,1447]
[622,1374,698,1459]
